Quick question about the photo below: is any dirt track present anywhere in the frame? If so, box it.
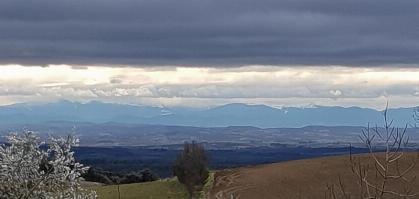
[209,153,419,199]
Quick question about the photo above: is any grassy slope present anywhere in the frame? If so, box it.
[91,172,214,199]
[92,178,188,199]
[209,152,419,199]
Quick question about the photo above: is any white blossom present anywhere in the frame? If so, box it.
[0,131,96,199]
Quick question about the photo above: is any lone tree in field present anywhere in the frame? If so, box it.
[173,141,209,199]
[0,131,96,199]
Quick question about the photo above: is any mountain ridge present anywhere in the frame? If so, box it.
[0,100,417,128]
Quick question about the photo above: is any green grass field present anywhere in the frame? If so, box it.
[92,178,189,199]
[90,172,214,199]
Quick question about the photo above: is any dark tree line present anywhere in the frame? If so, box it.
[82,167,158,185]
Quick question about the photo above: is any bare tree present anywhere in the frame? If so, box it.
[327,106,419,199]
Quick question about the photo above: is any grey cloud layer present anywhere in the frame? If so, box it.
[1,0,419,66]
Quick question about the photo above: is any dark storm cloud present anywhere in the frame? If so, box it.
[1,0,419,67]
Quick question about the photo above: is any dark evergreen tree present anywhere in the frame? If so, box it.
[173,141,209,199]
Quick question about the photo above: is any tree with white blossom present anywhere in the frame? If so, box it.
[0,131,96,199]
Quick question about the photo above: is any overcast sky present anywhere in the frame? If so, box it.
[0,0,418,108]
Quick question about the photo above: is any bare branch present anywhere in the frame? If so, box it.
[328,104,419,199]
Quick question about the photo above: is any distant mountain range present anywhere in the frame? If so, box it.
[0,100,417,128]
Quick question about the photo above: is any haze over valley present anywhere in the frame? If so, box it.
[1,100,417,148]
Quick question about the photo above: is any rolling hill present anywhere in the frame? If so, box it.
[87,153,419,199]
[209,152,419,199]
